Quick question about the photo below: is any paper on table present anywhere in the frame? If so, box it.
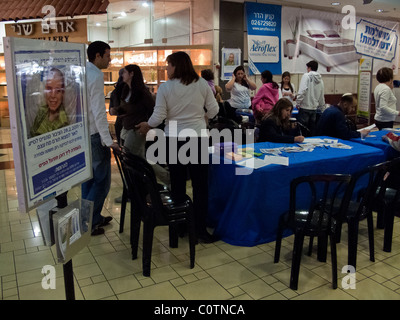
[235,155,289,169]
[357,123,376,132]
[236,158,271,169]
[264,155,289,166]
[303,138,325,144]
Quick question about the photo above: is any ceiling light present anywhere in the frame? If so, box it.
[120,11,127,17]
[96,23,101,26]
[331,2,340,5]
[142,2,149,7]
[376,9,384,13]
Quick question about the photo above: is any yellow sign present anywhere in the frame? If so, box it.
[5,18,87,43]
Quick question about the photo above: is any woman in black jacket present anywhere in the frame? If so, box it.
[258,98,304,143]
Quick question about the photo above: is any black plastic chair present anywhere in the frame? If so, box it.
[120,149,196,277]
[274,174,352,290]
[333,161,390,269]
[371,157,400,253]
[112,149,130,233]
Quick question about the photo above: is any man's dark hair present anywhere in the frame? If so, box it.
[87,41,111,62]
[306,60,318,72]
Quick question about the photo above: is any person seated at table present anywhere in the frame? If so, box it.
[316,93,370,140]
[258,98,304,143]
[252,69,281,123]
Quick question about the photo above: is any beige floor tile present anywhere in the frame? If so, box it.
[176,277,232,300]
[94,249,142,279]
[293,284,356,300]
[194,246,234,269]
[80,281,116,300]
[346,278,400,300]
[207,261,258,289]
[14,249,54,273]
[118,281,184,300]
[239,278,277,299]
[0,251,15,276]
[108,275,141,294]
[273,266,329,294]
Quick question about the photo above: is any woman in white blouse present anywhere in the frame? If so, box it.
[136,51,219,243]
[224,66,257,121]
[374,67,400,130]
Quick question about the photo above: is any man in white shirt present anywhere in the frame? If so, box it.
[83,41,120,235]
[296,60,325,136]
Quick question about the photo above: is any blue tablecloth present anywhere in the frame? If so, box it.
[351,129,400,160]
[208,137,385,247]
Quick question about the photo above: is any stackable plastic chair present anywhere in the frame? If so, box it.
[274,174,352,290]
[120,149,196,277]
[371,157,400,253]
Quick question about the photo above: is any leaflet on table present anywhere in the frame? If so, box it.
[236,155,289,169]
[357,124,376,132]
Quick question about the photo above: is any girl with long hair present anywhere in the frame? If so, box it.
[258,98,304,143]
[117,64,155,157]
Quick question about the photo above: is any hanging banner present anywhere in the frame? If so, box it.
[244,3,399,75]
[3,37,91,212]
[283,7,399,74]
[357,57,374,121]
[245,2,282,75]
[355,19,398,63]
[221,48,242,81]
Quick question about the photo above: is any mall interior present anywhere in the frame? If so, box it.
[0,0,400,301]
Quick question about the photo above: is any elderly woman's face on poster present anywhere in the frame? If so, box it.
[44,70,64,113]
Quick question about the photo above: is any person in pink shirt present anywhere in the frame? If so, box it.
[252,70,282,123]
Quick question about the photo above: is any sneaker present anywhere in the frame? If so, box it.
[98,216,113,227]
[91,226,105,236]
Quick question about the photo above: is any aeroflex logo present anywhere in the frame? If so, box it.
[41,265,56,290]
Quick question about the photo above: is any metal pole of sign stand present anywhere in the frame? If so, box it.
[55,192,75,300]
[63,260,75,300]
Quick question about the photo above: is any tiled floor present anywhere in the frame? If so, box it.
[0,126,400,300]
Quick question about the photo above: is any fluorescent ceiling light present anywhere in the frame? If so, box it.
[142,2,149,7]
[331,2,340,5]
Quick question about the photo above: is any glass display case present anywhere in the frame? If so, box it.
[103,45,213,94]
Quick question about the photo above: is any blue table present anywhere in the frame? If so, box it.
[208,137,385,247]
[351,129,400,160]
